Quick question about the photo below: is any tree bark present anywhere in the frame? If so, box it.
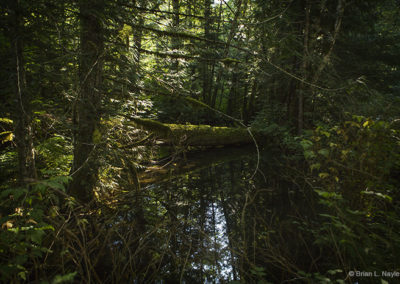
[297,0,311,134]
[312,0,344,85]
[133,0,147,65]
[69,0,105,202]
[171,0,181,72]
[227,69,239,117]
[8,0,37,185]
[202,0,213,104]
[211,0,242,110]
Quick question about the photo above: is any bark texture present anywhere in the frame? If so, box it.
[69,0,105,202]
[9,0,37,185]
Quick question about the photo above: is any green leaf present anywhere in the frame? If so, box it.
[304,150,316,159]
[320,130,331,138]
[315,190,342,200]
[18,271,26,280]
[361,191,392,202]
[30,229,45,244]
[0,118,13,124]
[300,139,313,149]
[0,187,28,200]
[352,115,364,122]
[319,172,330,178]
[92,127,102,144]
[0,131,14,143]
[44,180,65,191]
[318,149,329,157]
[310,163,321,171]
[327,269,343,275]
[52,272,77,284]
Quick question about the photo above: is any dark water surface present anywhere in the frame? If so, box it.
[113,146,321,283]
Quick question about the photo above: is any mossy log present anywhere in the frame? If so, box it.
[127,117,254,146]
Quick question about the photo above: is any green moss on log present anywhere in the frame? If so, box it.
[129,118,252,146]
[166,124,250,146]
[128,118,172,136]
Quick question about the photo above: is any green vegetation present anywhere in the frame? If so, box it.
[298,115,400,282]
[131,117,253,146]
[1,0,400,282]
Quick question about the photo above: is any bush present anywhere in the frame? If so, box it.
[299,115,400,282]
[0,176,73,283]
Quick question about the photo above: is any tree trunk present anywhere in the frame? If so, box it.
[202,0,213,104]
[69,0,104,202]
[8,0,37,185]
[171,0,180,72]
[246,78,257,121]
[133,0,147,64]
[211,0,242,110]
[227,69,239,117]
[210,2,224,108]
[297,0,310,134]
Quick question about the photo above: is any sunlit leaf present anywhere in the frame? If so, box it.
[319,172,330,178]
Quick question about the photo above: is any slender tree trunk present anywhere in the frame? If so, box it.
[212,0,242,110]
[285,57,299,124]
[246,77,257,121]
[311,0,344,85]
[217,82,225,110]
[69,0,104,202]
[202,0,212,104]
[171,0,180,72]
[210,1,224,108]
[227,69,239,117]
[310,0,344,121]
[131,0,146,114]
[9,0,37,185]
[134,0,147,64]
[297,0,310,134]
[241,57,250,123]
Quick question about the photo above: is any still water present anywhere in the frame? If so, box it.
[113,146,321,283]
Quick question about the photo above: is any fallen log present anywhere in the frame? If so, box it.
[127,117,254,147]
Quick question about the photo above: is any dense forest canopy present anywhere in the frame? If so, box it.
[1,0,400,282]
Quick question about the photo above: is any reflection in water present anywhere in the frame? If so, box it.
[111,147,319,283]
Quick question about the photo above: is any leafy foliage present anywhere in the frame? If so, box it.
[299,115,400,281]
[0,177,72,283]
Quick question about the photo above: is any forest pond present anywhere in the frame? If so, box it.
[112,145,325,283]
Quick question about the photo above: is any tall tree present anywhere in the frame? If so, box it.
[297,0,311,134]
[7,0,37,185]
[69,0,105,202]
[171,0,181,72]
[201,0,213,105]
